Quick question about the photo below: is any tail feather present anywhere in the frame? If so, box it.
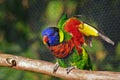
[98,32,115,45]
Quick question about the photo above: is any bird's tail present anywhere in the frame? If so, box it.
[98,32,115,45]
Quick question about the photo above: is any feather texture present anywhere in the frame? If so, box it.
[49,40,74,59]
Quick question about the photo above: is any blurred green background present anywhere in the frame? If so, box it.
[0,0,120,80]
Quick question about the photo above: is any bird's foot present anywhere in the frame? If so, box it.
[53,62,59,73]
[66,66,75,74]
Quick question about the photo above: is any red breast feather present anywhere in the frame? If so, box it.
[49,40,74,59]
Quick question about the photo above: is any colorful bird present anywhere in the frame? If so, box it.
[42,14,114,73]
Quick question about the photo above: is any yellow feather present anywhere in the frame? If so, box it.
[59,29,64,42]
[78,22,99,36]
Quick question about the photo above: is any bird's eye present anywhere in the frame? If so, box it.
[51,33,55,36]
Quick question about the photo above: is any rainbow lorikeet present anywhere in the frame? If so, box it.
[42,14,114,73]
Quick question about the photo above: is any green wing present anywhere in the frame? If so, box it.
[57,14,67,29]
[57,14,72,41]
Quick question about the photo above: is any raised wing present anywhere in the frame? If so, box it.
[57,14,72,40]
[78,21,115,45]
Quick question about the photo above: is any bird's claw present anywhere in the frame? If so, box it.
[53,62,59,73]
[66,66,75,74]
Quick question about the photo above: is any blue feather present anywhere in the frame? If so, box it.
[42,27,60,46]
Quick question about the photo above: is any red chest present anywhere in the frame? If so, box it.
[49,40,74,59]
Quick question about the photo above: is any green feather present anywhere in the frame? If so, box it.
[57,47,93,70]
[58,14,67,29]
[57,14,72,41]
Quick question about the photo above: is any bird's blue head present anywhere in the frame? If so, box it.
[42,27,64,46]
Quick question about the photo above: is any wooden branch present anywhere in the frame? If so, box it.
[0,52,120,80]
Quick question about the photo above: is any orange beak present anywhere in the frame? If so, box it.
[43,36,49,44]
